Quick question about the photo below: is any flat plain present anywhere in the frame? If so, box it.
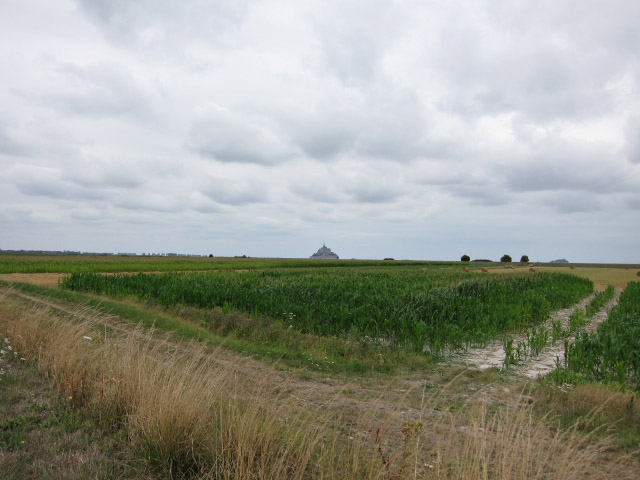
[1,254,639,479]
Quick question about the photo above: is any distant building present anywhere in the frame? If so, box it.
[310,243,339,259]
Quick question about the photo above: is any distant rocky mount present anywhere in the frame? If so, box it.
[310,244,339,259]
[550,259,569,263]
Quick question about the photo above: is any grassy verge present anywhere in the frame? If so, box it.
[534,382,640,452]
[0,281,434,376]
[0,348,147,479]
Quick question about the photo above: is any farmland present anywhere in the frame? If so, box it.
[61,268,592,354]
[558,281,640,388]
[1,254,639,479]
[0,253,445,274]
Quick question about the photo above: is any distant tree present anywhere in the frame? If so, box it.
[208,254,213,258]
[520,255,529,263]
[500,254,512,263]
[461,254,470,262]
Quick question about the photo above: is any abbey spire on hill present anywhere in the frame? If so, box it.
[310,243,339,259]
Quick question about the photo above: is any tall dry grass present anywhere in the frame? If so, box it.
[0,289,620,479]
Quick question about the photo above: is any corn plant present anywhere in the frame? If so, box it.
[559,282,640,389]
[61,269,593,355]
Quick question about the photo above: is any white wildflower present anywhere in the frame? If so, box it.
[82,336,93,341]
[7,346,12,351]
[3,338,8,344]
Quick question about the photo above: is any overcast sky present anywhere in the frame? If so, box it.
[1,0,639,262]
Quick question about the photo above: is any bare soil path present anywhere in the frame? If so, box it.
[0,273,65,287]
[454,293,619,378]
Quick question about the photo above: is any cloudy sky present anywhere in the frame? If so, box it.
[1,0,639,262]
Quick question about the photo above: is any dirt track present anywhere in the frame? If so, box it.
[0,273,65,287]
[454,293,618,378]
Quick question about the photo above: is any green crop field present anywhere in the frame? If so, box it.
[0,252,456,274]
[558,281,640,388]
[61,268,592,354]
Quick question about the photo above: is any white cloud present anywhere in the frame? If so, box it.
[0,0,638,261]
[190,104,297,165]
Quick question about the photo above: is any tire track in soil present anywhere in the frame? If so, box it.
[454,292,620,378]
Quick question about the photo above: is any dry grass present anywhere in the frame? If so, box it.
[0,288,630,479]
[0,272,64,287]
[527,266,639,291]
[535,384,639,436]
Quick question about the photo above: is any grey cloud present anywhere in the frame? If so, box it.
[74,0,248,50]
[309,0,408,85]
[289,117,356,159]
[283,86,432,162]
[449,184,512,207]
[345,180,402,204]
[288,159,404,205]
[540,192,601,214]
[41,62,155,118]
[202,177,267,206]
[62,158,145,189]
[0,121,32,156]
[505,157,627,194]
[190,104,297,165]
[626,194,640,210]
[437,43,617,122]
[115,193,185,213]
[355,89,431,161]
[2,0,639,262]
[12,167,110,201]
[410,161,512,207]
[68,207,109,223]
[289,181,348,204]
[426,1,639,123]
[7,162,142,203]
[625,116,640,164]
[0,114,84,161]
[190,203,222,214]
